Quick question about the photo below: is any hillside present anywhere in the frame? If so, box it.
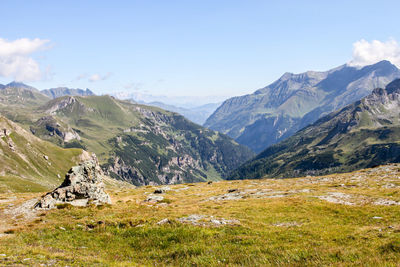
[1,164,400,265]
[27,95,254,185]
[0,115,84,193]
[230,79,400,180]
[205,60,400,152]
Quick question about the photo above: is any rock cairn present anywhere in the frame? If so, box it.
[35,156,111,209]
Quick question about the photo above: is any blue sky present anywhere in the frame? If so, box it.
[1,0,400,97]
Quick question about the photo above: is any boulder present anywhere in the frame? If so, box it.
[34,156,111,209]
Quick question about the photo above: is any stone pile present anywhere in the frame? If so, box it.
[35,157,111,209]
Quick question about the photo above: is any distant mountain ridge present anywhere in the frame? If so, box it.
[229,79,400,180]
[205,60,400,152]
[138,101,221,125]
[41,87,95,99]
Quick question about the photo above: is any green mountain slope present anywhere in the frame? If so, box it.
[27,95,253,185]
[0,115,84,193]
[229,79,400,180]
[205,61,400,152]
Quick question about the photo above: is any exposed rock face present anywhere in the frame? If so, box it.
[205,60,400,152]
[35,158,111,209]
[229,79,400,180]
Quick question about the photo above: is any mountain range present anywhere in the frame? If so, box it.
[205,60,400,153]
[0,82,254,186]
[41,87,95,99]
[229,79,400,180]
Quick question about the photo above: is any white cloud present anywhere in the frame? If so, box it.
[349,39,400,67]
[88,72,112,82]
[0,38,50,81]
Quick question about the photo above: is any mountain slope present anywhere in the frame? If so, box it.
[229,79,400,180]
[205,60,400,152]
[30,95,254,185]
[0,115,84,193]
[41,87,95,99]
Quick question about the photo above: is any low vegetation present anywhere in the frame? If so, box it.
[1,164,400,265]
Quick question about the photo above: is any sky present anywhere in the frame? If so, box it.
[1,0,400,99]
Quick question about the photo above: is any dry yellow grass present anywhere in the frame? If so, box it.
[1,164,400,266]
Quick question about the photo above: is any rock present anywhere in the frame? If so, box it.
[209,192,244,201]
[228,189,238,193]
[373,198,400,206]
[178,214,240,227]
[207,181,213,184]
[157,218,171,225]
[154,186,171,194]
[34,156,111,209]
[317,192,355,206]
[373,216,383,219]
[145,194,164,203]
[43,155,49,160]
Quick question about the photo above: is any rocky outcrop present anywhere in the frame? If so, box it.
[35,157,111,209]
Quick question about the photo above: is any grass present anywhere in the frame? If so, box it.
[1,165,400,266]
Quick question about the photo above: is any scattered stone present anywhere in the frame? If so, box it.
[4,198,39,220]
[59,226,66,231]
[228,189,238,193]
[145,194,164,203]
[209,191,244,201]
[207,181,213,184]
[317,192,355,206]
[373,216,383,219]
[178,214,239,227]
[157,218,172,225]
[0,254,6,257]
[34,156,111,209]
[154,186,171,194]
[43,155,49,160]
[373,198,400,206]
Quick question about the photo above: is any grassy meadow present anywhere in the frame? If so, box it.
[1,165,400,266]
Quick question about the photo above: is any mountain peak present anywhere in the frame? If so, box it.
[5,81,35,90]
